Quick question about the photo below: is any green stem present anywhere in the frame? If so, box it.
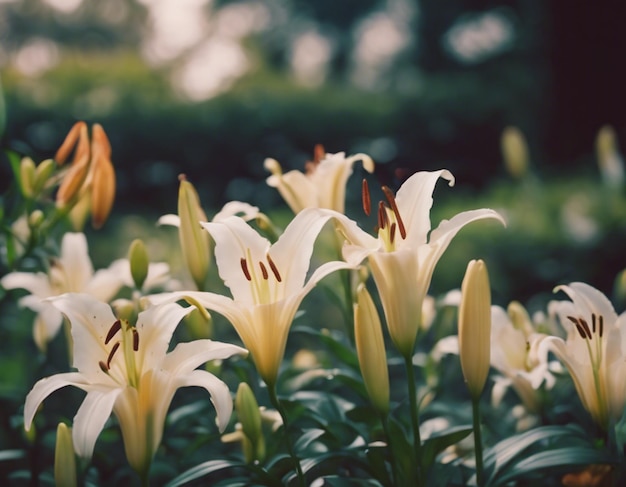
[380,414,398,487]
[471,396,485,487]
[404,354,423,486]
[268,386,305,486]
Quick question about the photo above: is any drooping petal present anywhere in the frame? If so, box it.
[157,214,180,227]
[394,170,454,247]
[213,201,260,222]
[51,294,117,378]
[24,372,88,430]
[418,208,505,291]
[72,388,121,458]
[59,233,95,292]
[1,272,52,298]
[175,369,234,432]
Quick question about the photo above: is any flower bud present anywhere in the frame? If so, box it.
[501,126,529,180]
[90,148,116,229]
[19,157,36,197]
[128,239,149,290]
[54,423,77,487]
[459,259,492,399]
[177,176,210,290]
[354,283,390,414]
[596,125,624,188]
[33,158,56,196]
[28,209,44,228]
[235,382,265,463]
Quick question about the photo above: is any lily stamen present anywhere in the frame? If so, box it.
[107,342,120,369]
[381,186,407,239]
[362,179,371,216]
[267,254,282,282]
[390,223,397,244]
[378,201,388,230]
[132,329,139,352]
[105,320,122,344]
[259,262,269,280]
[99,360,109,373]
[240,258,252,281]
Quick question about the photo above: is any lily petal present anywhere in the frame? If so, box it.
[73,388,121,458]
[60,233,95,292]
[176,369,234,432]
[1,272,52,297]
[395,170,454,247]
[24,372,88,430]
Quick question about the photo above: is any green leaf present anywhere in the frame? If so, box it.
[496,447,612,485]
[421,425,472,471]
[164,459,245,487]
[292,325,360,370]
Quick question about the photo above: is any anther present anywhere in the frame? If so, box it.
[105,320,122,345]
[579,318,592,339]
[599,315,604,337]
[106,342,120,369]
[259,261,269,280]
[267,254,282,282]
[377,201,388,230]
[132,329,139,351]
[240,258,252,281]
[568,316,588,340]
[592,313,596,334]
[362,179,371,216]
[99,360,109,373]
[389,222,397,243]
[381,186,407,239]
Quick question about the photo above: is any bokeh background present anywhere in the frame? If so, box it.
[1,0,625,309]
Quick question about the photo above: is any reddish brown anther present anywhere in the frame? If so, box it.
[381,186,407,239]
[362,179,371,216]
[106,342,120,369]
[259,261,269,280]
[267,254,282,282]
[105,320,122,345]
[240,258,252,281]
[132,329,139,351]
[377,201,388,230]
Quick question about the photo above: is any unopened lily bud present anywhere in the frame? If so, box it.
[67,191,91,231]
[235,383,265,463]
[507,301,533,336]
[90,149,116,229]
[55,121,87,165]
[19,157,36,197]
[459,259,492,400]
[596,125,624,188]
[54,423,77,487]
[177,176,210,290]
[354,283,390,414]
[182,307,213,339]
[56,154,89,207]
[128,239,149,290]
[111,299,137,323]
[501,126,529,180]
[28,209,44,228]
[32,159,56,195]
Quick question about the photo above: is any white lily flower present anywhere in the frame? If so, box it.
[23,293,247,476]
[264,150,374,214]
[1,233,127,350]
[490,303,555,412]
[153,208,356,388]
[543,282,626,429]
[340,170,505,357]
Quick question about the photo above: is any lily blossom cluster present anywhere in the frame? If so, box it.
[24,294,247,476]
